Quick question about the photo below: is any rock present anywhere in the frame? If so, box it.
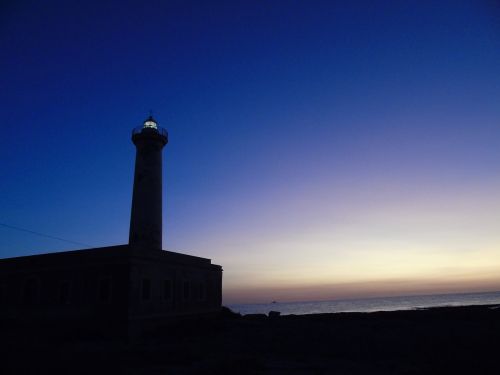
[244,314,267,319]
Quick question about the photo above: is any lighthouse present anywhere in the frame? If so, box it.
[129,116,168,249]
[0,114,222,337]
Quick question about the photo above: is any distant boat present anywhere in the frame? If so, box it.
[272,301,277,304]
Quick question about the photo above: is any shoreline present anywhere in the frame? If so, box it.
[226,290,500,316]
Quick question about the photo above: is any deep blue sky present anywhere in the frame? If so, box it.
[1,1,500,303]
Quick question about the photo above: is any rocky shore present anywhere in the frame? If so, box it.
[2,304,500,374]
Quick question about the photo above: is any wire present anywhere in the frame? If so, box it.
[0,222,92,248]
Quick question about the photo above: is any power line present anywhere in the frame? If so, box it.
[0,222,92,248]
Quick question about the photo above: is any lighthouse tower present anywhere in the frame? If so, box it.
[129,116,168,249]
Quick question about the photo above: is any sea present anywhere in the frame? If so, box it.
[227,290,500,316]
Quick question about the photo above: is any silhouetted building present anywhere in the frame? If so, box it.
[0,116,223,338]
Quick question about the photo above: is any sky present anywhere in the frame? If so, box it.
[1,0,500,304]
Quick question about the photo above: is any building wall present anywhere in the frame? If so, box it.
[0,246,222,320]
[0,246,223,338]
[128,257,222,319]
[0,259,129,321]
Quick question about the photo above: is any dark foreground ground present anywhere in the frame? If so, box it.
[2,305,500,374]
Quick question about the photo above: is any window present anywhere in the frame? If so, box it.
[59,281,71,305]
[141,278,151,301]
[99,277,112,302]
[163,279,172,301]
[183,281,190,301]
[199,282,206,301]
[23,278,39,303]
